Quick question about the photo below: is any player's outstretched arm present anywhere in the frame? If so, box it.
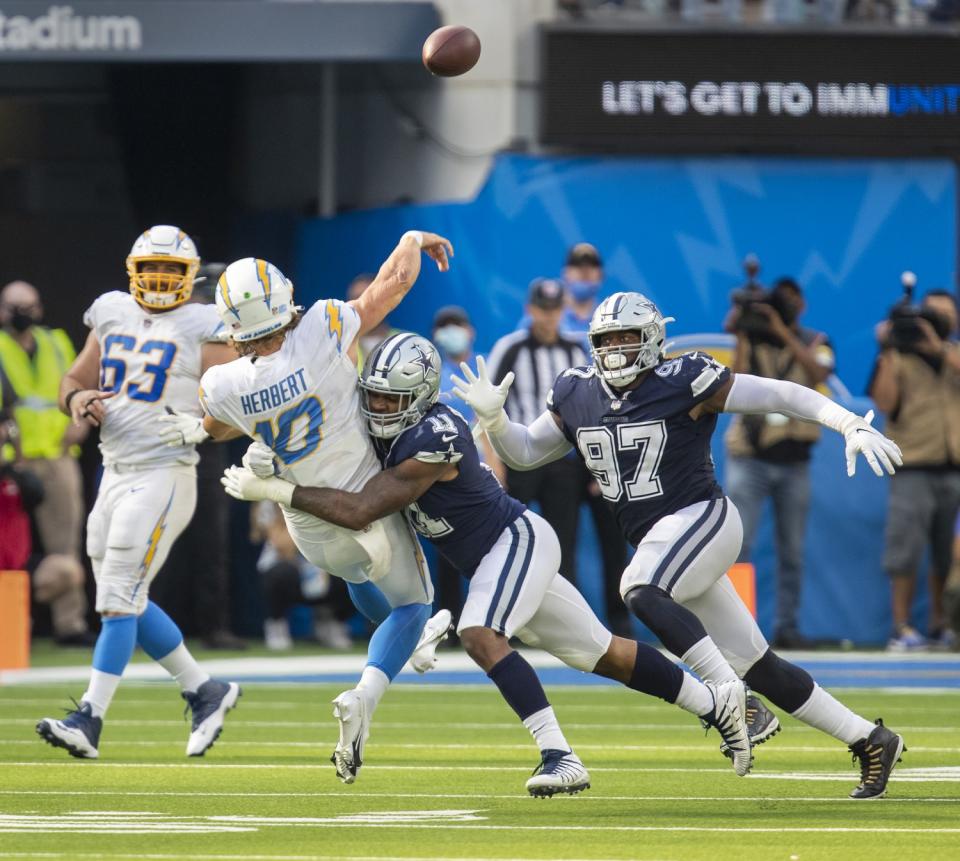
[221,457,451,529]
[348,230,453,339]
[720,372,903,477]
[60,330,115,428]
[450,356,573,471]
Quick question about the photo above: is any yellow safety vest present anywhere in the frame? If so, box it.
[0,327,76,459]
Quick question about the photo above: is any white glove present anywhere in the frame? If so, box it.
[158,409,210,447]
[840,410,903,477]
[449,355,514,433]
[220,465,295,506]
[242,440,277,478]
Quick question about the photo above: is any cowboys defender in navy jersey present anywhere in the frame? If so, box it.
[455,292,909,800]
[222,332,753,795]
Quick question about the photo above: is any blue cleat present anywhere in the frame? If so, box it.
[36,700,102,759]
[182,679,241,756]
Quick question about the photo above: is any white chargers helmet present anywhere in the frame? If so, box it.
[215,257,301,343]
[126,225,200,310]
[360,333,442,438]
[589,292,675,387]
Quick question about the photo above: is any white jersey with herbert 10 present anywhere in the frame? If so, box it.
[84,291,223,469]
[199,298,380,495]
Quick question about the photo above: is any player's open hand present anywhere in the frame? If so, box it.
[450,355,514,429]
[417,232,454,272]
[242,440,277,477]
[70,389,116,428]
[158,408,210,447]
[843,410,902,477]
[221,465,295,506]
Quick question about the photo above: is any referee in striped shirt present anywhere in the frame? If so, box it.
[485,278,587,584]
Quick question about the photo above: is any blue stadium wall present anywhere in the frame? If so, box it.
[294,154,957,646]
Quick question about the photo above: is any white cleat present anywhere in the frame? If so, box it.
[525,749,591,798]
[183,679,241,757]
[331,689,370,784]
[703,679,753,777]
[409,609,453,674]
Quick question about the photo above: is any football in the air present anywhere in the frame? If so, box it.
[422,25,481,77]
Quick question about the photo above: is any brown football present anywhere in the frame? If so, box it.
[422,25,481,77]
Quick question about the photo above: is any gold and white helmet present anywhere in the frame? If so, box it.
[126,225,200,310]
[215,257,300,343]
[589,292,675,387]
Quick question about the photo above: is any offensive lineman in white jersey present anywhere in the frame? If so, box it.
[198,230,454,783]
[37,226,241,759]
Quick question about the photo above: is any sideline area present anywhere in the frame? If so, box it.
[3,648,958,690]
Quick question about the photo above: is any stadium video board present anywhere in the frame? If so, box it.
[540,27,960,154]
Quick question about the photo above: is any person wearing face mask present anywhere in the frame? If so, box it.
[724,277,835,651]
[870,289,960,651]
[561,243,606,347]
[348,274,405,369]
[0,280,93,646]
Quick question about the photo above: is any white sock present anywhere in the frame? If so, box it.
[791,684,875,745]
[674,671,715,717]
[82,669,122,719]
[356,665,391,717]
[681,636,740,684]
[157,643,210,694]
[522,705,571,753]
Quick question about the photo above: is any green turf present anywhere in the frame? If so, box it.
[0,682,957,861]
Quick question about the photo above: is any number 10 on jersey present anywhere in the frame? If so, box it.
[577,420,667,502]
[254,396,325,465]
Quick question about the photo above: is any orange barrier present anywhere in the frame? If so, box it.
[0,570,30,671]
[727,562,757,619]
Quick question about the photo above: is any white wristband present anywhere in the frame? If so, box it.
[402,230,424,248]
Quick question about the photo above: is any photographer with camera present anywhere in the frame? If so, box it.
[724,270,835,649]
[869,275,960,651]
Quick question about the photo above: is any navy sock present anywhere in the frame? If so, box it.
[627,641,685,703]
[486,651,550,721]
[136,601,184,660]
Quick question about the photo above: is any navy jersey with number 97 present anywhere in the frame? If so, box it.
[374,404,525,575]
[549,352,730,545]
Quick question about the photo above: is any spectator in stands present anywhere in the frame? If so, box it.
[0,414,44,571]
[0,280,93,646]
[349,273,403,368]
[870,290,960,651]
[487,279,587,584]
[724,277,835,649]
[560,242,607,347]
[251,501,353,650]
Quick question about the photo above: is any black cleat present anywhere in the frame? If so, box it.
[721,692,780,759]
[849,718,905,799]
[36,700,102,759]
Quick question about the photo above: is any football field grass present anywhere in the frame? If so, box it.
[0,681,958,861]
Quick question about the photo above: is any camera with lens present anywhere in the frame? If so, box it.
[886,271,951,353]
[729,256,796,346]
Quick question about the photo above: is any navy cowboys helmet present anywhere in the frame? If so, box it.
[360,333,442,438]
[588,292,675,387]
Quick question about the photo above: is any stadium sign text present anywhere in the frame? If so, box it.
[0,5,141,51]
[601,82,960,118]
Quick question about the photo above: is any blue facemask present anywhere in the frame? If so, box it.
[434,324,471,357]
[567,280,601,303]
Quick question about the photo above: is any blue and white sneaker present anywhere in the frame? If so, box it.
[331,689,369,784]
[36,700,102,759]
[409,609,453,674]
[182,679,241,756]
[887,625,927,652]
[525,749,590,798]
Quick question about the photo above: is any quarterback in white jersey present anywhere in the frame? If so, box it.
[37,225,240,762]
[200,231,455,783]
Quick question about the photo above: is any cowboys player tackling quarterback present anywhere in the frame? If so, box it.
[454,291,907,800]
[223,333,753,796]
